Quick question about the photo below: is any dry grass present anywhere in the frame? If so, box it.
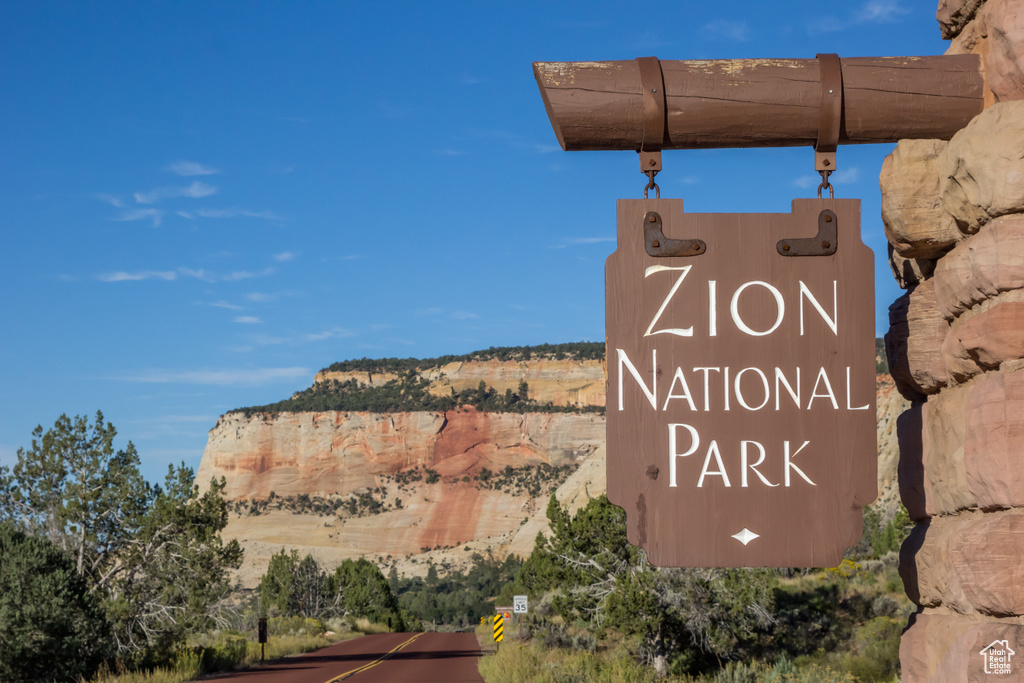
[85,628,370,683]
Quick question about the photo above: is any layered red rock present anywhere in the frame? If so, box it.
[901,512,1024,616]
[938,0,986,39]
[897,372,1024,518]
[896,7,1024,680]
[901,613,1024,682]
[898,386,973,519]
[941,101,1024,233]
[933,215,1024,320]
[881,139,960,258]
[886,279,951,398]
[965,370,1024,509]
[199,367,906,585]
[197,408,604,501]
[943,302,1024,382]
[889,244,936,291]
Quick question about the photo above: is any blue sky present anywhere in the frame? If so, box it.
[1,1,949,483]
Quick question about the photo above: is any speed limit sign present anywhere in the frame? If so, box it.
[513,595,528,614]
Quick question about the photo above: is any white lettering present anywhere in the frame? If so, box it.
[697,441,731,487]
[693,367,720,412]
[644,265,693,338]
[774,367,801,410]
[741,441,778,487]
[668,423,699,487]
[784,440,816,486]
[846,366,870,410]
[723,366,731,411]
[617,348,657,411]
[808,367,839,409]
[734,367,770,411]
[731,281,785,336]
[799,280,838,336]
[663,367,697,411]
[708,280,718,337]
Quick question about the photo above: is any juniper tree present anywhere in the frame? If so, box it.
[0,412,242,661]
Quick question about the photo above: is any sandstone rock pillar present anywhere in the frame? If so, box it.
[889,3,1024,679]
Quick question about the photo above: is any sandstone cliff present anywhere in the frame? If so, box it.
[196,352,906,587]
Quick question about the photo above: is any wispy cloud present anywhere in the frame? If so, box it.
[833,168,861,183]
[234,316,262,324]
[465,128,563,155]
[702,20,751,42]
[460,73,485,85]
[305,327,354,342]
[134,181,218,204]
[452,311,479,320]
[96,193,126,208]
[115,208,164,227]
[859,0,908,23]
[167,161,220,176]
[551,236,616,249]
[98,266,275,283]
[194,208,280,220]
[178,267,276,283]
[239,326,353,348]
[273,251,295,262]
[98,270,177,282]
[115,367,311,386]
[209,300,243,310]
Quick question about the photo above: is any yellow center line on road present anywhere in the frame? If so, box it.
[324,632,424,682]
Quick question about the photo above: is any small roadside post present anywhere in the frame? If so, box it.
[493,612,504,651]
[258,617,267,663]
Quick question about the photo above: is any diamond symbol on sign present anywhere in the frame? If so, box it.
[731,528,760,546]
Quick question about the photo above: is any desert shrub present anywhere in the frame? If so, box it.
[0,523,111,682]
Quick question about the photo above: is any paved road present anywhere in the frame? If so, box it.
[201,632,485,682]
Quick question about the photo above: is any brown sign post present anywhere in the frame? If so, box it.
[606,197,877,566]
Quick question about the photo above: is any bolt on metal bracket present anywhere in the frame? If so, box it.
[777,209,838,256]
[644,211,706,257]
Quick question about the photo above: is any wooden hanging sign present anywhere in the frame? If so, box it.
[605,198,876,567]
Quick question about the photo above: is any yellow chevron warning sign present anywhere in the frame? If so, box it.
[493,613,504,642]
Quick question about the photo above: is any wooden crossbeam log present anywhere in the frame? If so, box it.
[533,55,983,151]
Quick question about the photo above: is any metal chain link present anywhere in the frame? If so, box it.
[817,170,834,199]
[644,170,660,199]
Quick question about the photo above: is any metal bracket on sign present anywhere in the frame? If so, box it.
[777,209,837,256]
[645,211,705,257]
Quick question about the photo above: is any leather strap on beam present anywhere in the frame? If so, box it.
[637,56,665,173]
[815,53,843,172]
